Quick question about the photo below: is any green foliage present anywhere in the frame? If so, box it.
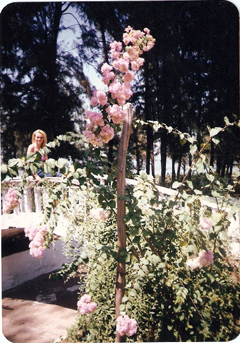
[2,122,240,342]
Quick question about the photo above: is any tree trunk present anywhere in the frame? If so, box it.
[171,152,176,182]
[144,56,155,177]
[177,154,182,180]
[134,127,141,174]
[116,103,133,342]
[160,130,167,184]
[146,124,154,177]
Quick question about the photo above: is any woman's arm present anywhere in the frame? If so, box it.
[27,144,35,156]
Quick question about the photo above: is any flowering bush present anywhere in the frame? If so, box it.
[24,224,47,258]
[3,188,20,213]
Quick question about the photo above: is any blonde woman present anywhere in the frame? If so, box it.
[27,129,48,159]
[27,129,62,180]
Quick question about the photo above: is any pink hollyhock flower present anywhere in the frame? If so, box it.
[106,105,127,124]
[77,294,97,315]
[145,39,155,51]
[113,58,129,73]
[101,63,115,84]
[83,129,102,146]
[110,41,122,59]
[131,57,145,71]
[144,27,150,35]
[25,226,38,241]
[101,62,113,75]
[96,89,108,106]
[90,208,110,221]
[102,73,115,85]
[186,255,201,270]
[187,250,214,270]
[108,82,132,107]
[90,96,98,107]
[122,82,133,99]
[100,124,115,143]
[200,217,212,231]
[125,46,139,61]
[25,225,47,258]
[29,243,45,258]
[116,315,137,337]
[108,81,122,100]
[198,250,214,267]
[123,70,135,83]
[3,188,20,214]
[85,111,104,127]
[125,25,132,33]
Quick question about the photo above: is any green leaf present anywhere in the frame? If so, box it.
[206,273,215,283]
[194,189,202,195]
[224,116,230,125]
[138,269,145,277]
[211,190,220,198]
[30,164,38,174]
[211,212,223,225]
[218,246,226,257]
[132,235,141,244]
[133,282,140,290]
[158,262,166,269]
[172,181,182,189]
[206,174,214,182]
[46,158,56,169]
[186,180,193,189]
[128,289,137,297]
[212,137,220,145]
[209,127,222,137]
[190,144,198,155]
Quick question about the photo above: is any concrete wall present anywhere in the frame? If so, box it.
[2,240,70,291]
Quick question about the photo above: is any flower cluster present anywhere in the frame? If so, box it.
[3,188,20,214]
[186,249,214,270]
[116,314,137,337]
[90,207,110,221]
[24,224,47,258]
[200,217,212,231]
[83,26,155,146]
[77,294,97,315]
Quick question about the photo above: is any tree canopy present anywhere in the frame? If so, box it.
[1,1,239,178]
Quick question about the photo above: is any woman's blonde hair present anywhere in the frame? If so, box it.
[32,129,47,148]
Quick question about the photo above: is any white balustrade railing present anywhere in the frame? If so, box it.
[1,176,83,231]
[1,177,61,215]
[1,176,239,257]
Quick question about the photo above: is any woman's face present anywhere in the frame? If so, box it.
[34,133,44,148]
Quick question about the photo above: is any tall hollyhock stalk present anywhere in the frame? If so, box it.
[83,26,155,342]
[83,26,155,147]
[116,103,133,342]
